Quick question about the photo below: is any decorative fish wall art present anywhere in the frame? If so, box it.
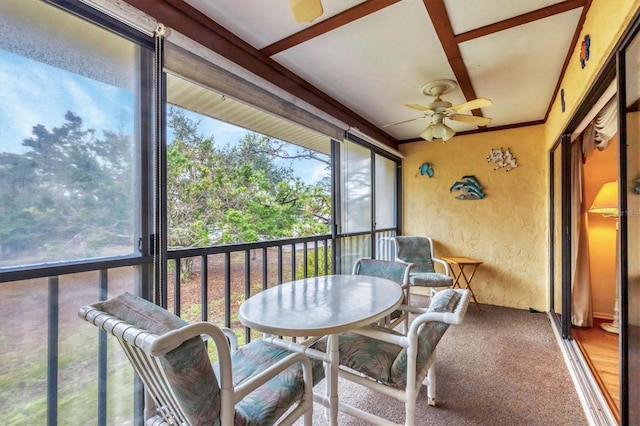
[580,34,591,68]
[450,175,485,200]
[417,162,434,178]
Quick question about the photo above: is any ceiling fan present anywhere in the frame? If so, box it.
[289,0,324,23]
[384,79,492,142]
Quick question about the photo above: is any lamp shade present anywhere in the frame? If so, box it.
[431,122,446,139]
[421,122,455,142]
[420,126,434,141]
[442,124,456,141]
[589,181,618,215]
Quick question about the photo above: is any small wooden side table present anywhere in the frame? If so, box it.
[441,256,483,311]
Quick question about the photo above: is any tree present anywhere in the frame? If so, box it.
[0,111,133,261]
[166,106,330,249]
[0,107,331,264]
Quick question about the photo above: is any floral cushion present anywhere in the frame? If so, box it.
[313,326,404,384]
[100,292,220,425]
[316,289,461,389]
[427,288,461,313]
[409,272,453,288]
[355,259,409,284]
[354,258,411,319]
[213,339,325,425]
[395,236,435,273]
[394,236,453,288]
[389,290,460,387]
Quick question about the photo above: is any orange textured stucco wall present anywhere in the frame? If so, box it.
[546,0,640,146]
[398,1,639,312]
[399,125,547,310]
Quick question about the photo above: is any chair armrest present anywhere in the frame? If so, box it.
[264,336,331,363]
[409,289,471,331]
[349,325,410,348]
[232,351,314,404]
[396,304,428,315]
[220,327,239,352]
[151,322,236,391]
[149,322,227,355]
[433,257,450,275]
[353,289,471,342]
[201,327,239,352]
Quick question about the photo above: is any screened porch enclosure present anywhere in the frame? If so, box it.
[0,1,402,424]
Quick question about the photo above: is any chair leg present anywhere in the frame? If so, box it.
[426,361,436,406]
[405,388,417,426]
[403,291,410,333]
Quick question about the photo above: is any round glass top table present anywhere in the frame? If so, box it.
[239,274,403,336]
[238,274,403,425]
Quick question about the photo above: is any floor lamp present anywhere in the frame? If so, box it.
[588,181,619,334]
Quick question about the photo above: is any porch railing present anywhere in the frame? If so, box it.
[0,230,400,425]
[165,234,333,343]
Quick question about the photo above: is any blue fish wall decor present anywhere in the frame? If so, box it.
[418,162,434,178]
[450,175,485,200]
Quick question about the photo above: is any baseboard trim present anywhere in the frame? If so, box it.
[549,314,617,426]
[593,312,614,321]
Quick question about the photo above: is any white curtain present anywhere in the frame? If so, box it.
[571,140,593,327]
[571,96,617,327]
[582,97,618,158]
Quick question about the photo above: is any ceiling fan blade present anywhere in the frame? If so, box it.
[448,98,492,113]
[405,103,434,113]
[449,114,492,126]
[289,0,323,23]
[383,116,425,128]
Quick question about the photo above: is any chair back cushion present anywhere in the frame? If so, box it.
[389,289,461,387]
[100,292,220,425]
[354,258,409,285]
[394,236,435,273]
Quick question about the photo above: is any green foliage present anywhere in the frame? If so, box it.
[167,107,330,251]
[295,245,333,279]
[0,111,133,262]
[0,107,331,264]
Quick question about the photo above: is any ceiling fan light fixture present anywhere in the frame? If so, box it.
[384,79,492,142]
[431,122,446,139]
[289,0,323,23]
[420,126,434,141]
[442,125,456,142]
[422,121,455,143]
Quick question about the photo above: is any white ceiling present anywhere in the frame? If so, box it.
[182,0,586,142]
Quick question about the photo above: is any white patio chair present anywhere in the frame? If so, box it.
[314,288,471,426]
[394,236,453,294]
[78,292,318,425]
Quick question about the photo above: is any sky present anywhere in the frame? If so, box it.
[0,49,134,155]
[0,49,328,185]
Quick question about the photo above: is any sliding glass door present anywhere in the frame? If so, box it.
[620,15,640,425]
[549,135,573,338]
[550,11,639,423]
[334,135,401,273]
